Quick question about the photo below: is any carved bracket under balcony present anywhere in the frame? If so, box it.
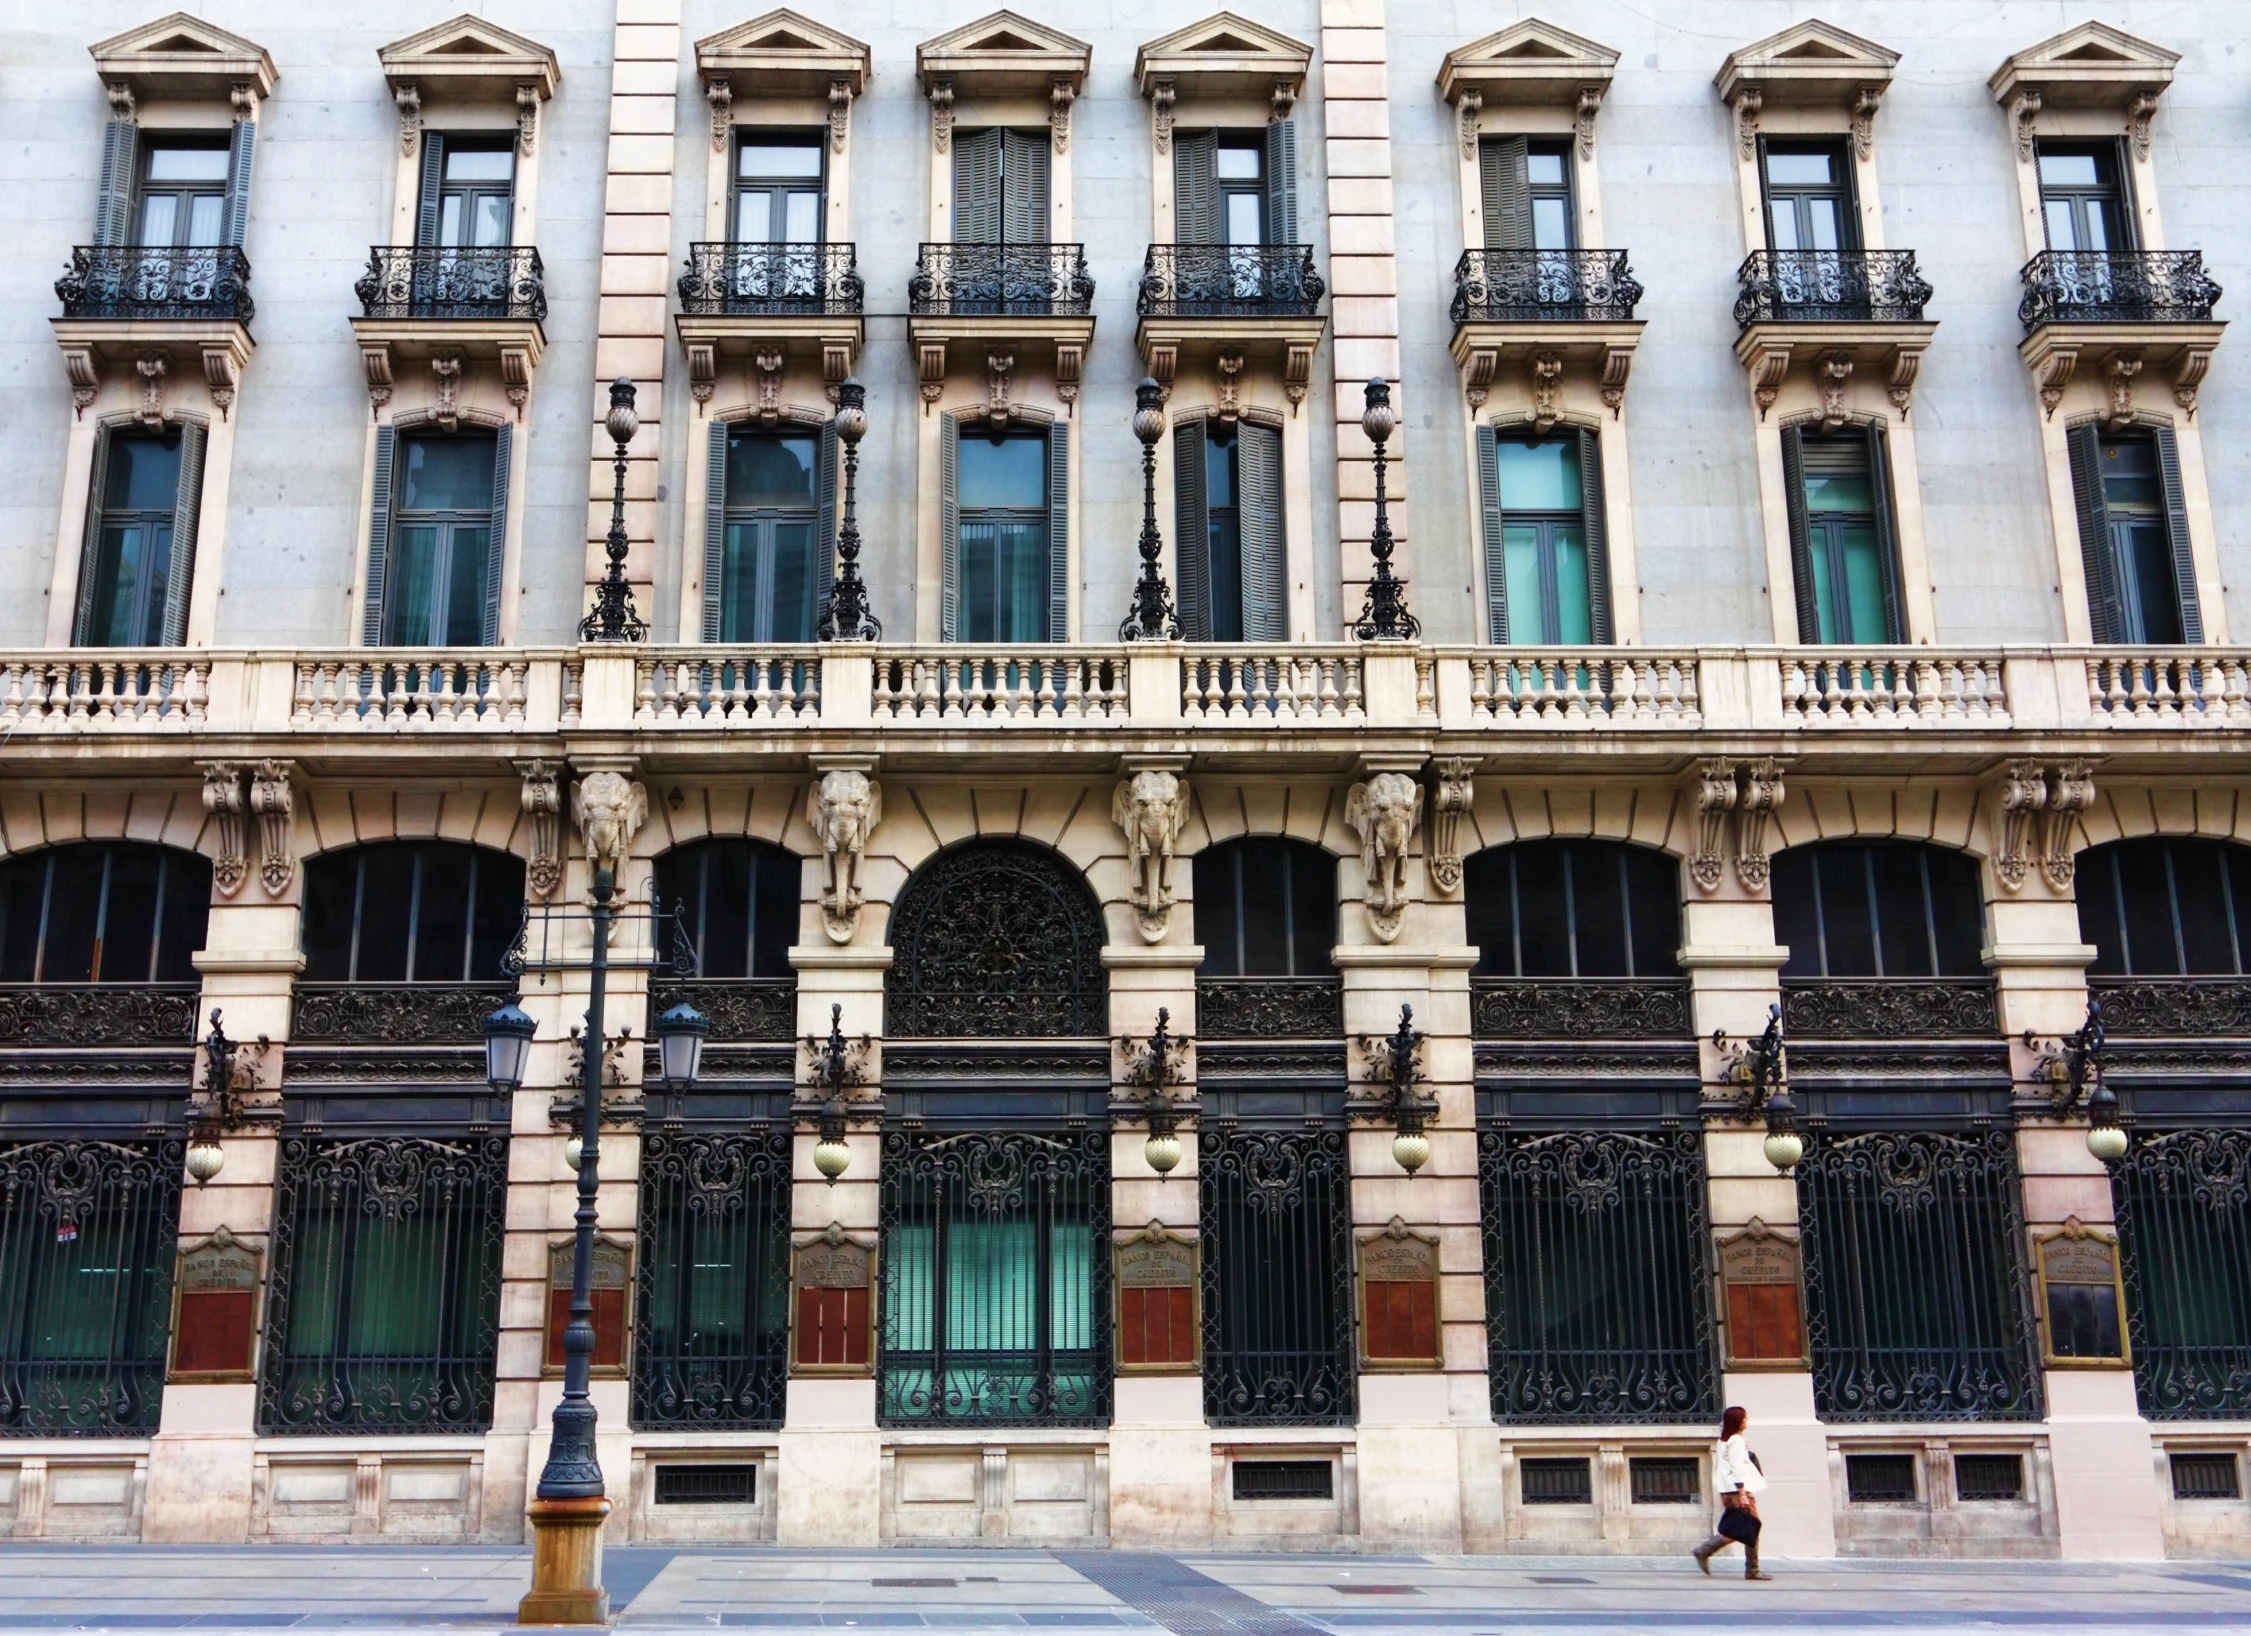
[1452,316,1642,420]
[1427,758,1474,895]
[1735,323,1935,422]
[911,326,1090,417]
[1138,318,1323,416]
[1690,757,1786,894]
[2019,323,2224,426]
[54,324,254,426]
[1992,758,2096,893]
[351,324,544,423]
[1346,769,1423,944]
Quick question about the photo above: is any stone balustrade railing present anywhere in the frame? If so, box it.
[0,644,2245,741]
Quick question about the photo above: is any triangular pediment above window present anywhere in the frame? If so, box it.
[698,10,871,97]
[1437,19,1619,108]
[381,17,560,101]
[1136,13,1313,101]
[918,11,1091,96]
[91,12,278,102]
[1714,19,1898,107]
[1989,22,2179,110]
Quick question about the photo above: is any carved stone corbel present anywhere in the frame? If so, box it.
[929,81,954,154]
[2042,761,2095,892]
[1575,88,1600,161]
[2103,352,2142,426]
[1345,772,1423,944]
[1151,81,1175,156]
[1216,351,1245,421]
[201,763,249,898]
[823,344,851,403]
[2035,346,2078,422]
[2173,347,2213,420]
[1994,759,2097,893]
[1529,350,1564,432]
[230,83,257,123]
[1736,759,1784,891]
[516,83,539,156]
[1816,350,1854,431]
[1427,759,1475,896]
[1271,80,1297,123]
[1689,758,1786,894]
[1056,344,1083,413]
[829,79,852,154]
[202,346,239,421]
[2126,92,2160,162]
[107,81,136,122]
[1690,758,1738,894]
[358,341,394,418]
[707,77,733,153]
[1850,87,1881,162]
[1456,90,1482,162]
[1050,81,1075,153]
[1600,346,1633,419]
[1747,343,1790,420]
[1284,342,1313,415]
[431,352,464,432]
[685,340,716,410]
[573,770,648,884]
[62,346,100,420]
[918,343,947,407]
[395,83,421,158]
[754,348,785,428]
[500,346,532,420]
[809,763,881,944]
[1993,759,2047,892]
[250,761,295,898]
[1111,766,1190,944]
[1733,88,1763,161]
[2011,90,2042,163]
[1461,347,1496,412]
[1888,346,1924,418]
[519,761,564,900]
[984,349,1015,430]
[1145,343,1177,397]
[135,351,169,427]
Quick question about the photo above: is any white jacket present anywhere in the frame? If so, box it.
[1716,1433,1767,1496]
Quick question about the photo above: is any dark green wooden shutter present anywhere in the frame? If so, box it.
[480,424,511,647]
[1476,423,1508,643]
[1003,129,1050,246]
[94,119,139,247]
[1174,131,1219,243]
[953,129,1002,244]
[2066,422,2123,644]
[1478,136,1530,251]
[703,420,730,641]
[814,417,840,627]
[1239,421,1286,641]
[2152,425,2203,644]
[362,425,398,645]
[159,421,207,647]
[224,119,256,249]
[939,414,961,640]
[415,135,446,248]
[1755,136,1776,250]
[1780,424,1820,644]
[1046,422,1070,642]
[1864,421,1905,643]
[1173,417,1211,640]
[1264,118,1299,246]
[73,431,115,643]
[1577,427,1614,644]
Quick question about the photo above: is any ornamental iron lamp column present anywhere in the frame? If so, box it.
[1718,1003,1800,1173]
[1355,1004,1435,1175]
[1119,377,1181,641]
[804,1003,874,1181]
[185,1008,264,1185]
[1116,1007,1192,1174]
[579,377,649,643]
[1351,377,1419,641]
[818,379,881,641]
[2029,998,2122,1162]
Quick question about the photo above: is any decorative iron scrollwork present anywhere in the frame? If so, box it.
[1734,249,1933,326]
[355,246,546,322]
[1782,978,1999,1040]
[909,243,1094,317]
[644,980,796,1046]
[677,241,863,316]
[0,983,199,1048]
[1137,244,1324,319]
[290,982,513,1046]
[1451,248,1643,324]
[56,245,254,323]
[2088,977,2251,1039]
[2019,250,2222,328]
[1200,1124,1354,1425]
[1471,979,1692,1041]
[1195,977,1343,1041]
[884,841,1108,1039]
[2113,1126,2251,1420]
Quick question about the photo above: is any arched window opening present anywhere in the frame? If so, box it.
[300,842,522,983]
[2079,838,2251,978]
[1773,842,1984,979]
[0,842,209,984]
[884,840,1107,1039]
[1466,839,1680,978]
[1194,838,1334,977]
[656,839,799,980]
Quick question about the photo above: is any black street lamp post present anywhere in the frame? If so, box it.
[819,379,880,641]
[579,377,649,644]
[1120,377,1181,641]
[1352,377,1419,641]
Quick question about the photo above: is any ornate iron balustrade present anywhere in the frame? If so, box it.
[355,245,545,322]
[1781,978,1999,1040]
[1798,1127,2043,1423]
[1471,979,1693,1040]
[290,982,513,1046]
[1735,249,1933,326]
[878,1127,1110,1428]
[677,241,862,316]
[633,1126,792,1429]
[2089,977,2251,1038]
[649,979,796,1044]
[1451,248,1643,324]
[1478,1127,1718,1425]
[1202,1124,1354,1426]
[2019,250,2222,328]
[1137,244,1323,319]
[910,243,1093,318]
[2113,1127,2251,1420]
[0,1138,183,1436]
[56,245,254,324]
[0,983,199,1049]
[259,1132,508,1434]
[1195,977,1342,1040]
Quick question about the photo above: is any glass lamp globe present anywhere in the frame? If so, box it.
[1144,1131,1183,1175]
[186,1138,226,1186]
[1763,1128,1805,1173]
[814,1136,852,1180]
[2086,1124,2129,1163]
[1392,1129,1431,1176]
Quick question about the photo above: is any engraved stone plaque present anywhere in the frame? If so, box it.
[1358,1218,1442,1368]
[546,1236,630,1374]
[1115,1223,1197,1371]
[794,1223,876,1373]
[1718,1219,1807,1368]
[172,1226,261,1381]
[2035,1219,2126,1366]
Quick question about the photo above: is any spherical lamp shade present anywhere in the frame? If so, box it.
[1144,1131,1183,1175]
[1762,1128,1805,1173]
[482,998,537,1092]
[1391,1129,1432,1176]
[654,1001,710,1092]
[2085,1123,2129,1163]
[813,1136,852,1180]
[185,1138,226,1186]
[564,1135,587,1173]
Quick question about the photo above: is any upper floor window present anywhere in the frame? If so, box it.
[1761,141,1857,252]
[2067,425,2198,645]
[0,842,210,984]
[2038,145,2131,253]
[1465,840,1679,979]
[1174,127,1300,247]
[417,137,515,249]
[1773,842,1984,979]
[1194,838,1335,977]
[1479,137,1575,251]
[656,839,799,979]
[77,424,205,649]
[1176,417,1284,642]
[1783,425,1903,645]
[706,425,832,644]
[942,423,1066,643]
[136,141,230,248]
[953,128,1049,245]
[301,841,523,983]
[364,428,509,648]
[2080,839,2251,978]
[735,134,824,244]
[1475,428,1611,645]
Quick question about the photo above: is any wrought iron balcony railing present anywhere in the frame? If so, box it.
[1470,978,1692,1040]
[1734,249,1932,327]
[355,245,545,323]
[2018,250,2223,329]
[1195,976,1344,1040]
[678,241,862,317]
[2086,975,2251,1037]
[0,982,200,1049]
[1451,248,1643,324]
[910,243,1093,318]
[55,245,253,324]
[291,981,514,1045]
[1781,977,1999,1039]
[1137,244,1323,319]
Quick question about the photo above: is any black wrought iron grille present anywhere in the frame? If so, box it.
[1195,977,1343,1040]
[1797,1128,2042,1423]
[1200,1125,1354,1426]
[633,1127,793,1429]
[259,1134,508,1434]
[0,1139,182,1436]
[678,242,864,316]
[1478,1127,1717,1424]
[291,983,513,1045]
[2019,250,2223,328]
[1780,979,1999,1040]
[1470,980,1691,1040]
[878,1127,1110,1427]
[909,244,1094,317]
[1137,245,1324,319]
[2088,978,2251,1037]
[0,984,200,1049]
[884,841,1109,1040]
[1450,248,1643,323]
[1734,250,1933,325]
[647,981,797,1044]
[55,245,254,323]
[355,246,546,322]
[2111,1128,2251,1420]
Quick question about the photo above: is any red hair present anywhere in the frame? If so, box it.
[1721,1405,1748,1439]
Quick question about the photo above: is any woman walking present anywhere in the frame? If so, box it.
[1692,1405,1773,1580]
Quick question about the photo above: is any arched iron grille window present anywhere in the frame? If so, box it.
[2112,1128,2251,1420]
[884,840,1107,1038]
[1193,837,1340,1039]
[1477,1127,1716,1424]
[632,1127,793,1428]
[1200,1125,1354,1425]
[650,839,801,1044]
[259,1133,508,1434]
[1466,840,1680,978]
[301,842,523,982]
[0,842,209,984]
[1797,1127,2042,1422]
[2080,839,2251,977]
[0,1137,184,1436]
[1773,842,1983,978]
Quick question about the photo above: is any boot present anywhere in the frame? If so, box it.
[1744,1538,1774,1581]
[1690,1535,1726,1575]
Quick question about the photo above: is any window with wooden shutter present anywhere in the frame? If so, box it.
[1003,129,1050,246]
[1481,428,1600,644]
[1173,417,1212,640]
[1174,131,1219,243]
[414,135,447,249]
[1264,118,1299,245]
[1479,135,1530,251]
[94,119,140,246]
[1783,424,1902,644]
[2152,426,2203,643]
[75,424,204,649]
[160,421,206,648]
[1238,422,1286,640]
[480,425,511,647]
[2067,425,2199,646]
[223,118,255,248]
[1046,423,1070,641]
[362,425,398,645]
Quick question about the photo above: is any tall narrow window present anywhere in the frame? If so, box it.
[655,839,800,980]
[1194,838,1336,979]
[0,843,210,984]
[1771,842,1984,980]
[2067,425,2199,645]
[1465,841,1679,979]
[1175,418,1285,642]
[1475,427,1610,645]
[1761,142,1857,253]
[952,129,1050,245]
[2079,839,2251,978]
[300,842,524,984]
[135,142,229,248]
[1480,137,1576,251]
[416,138,514,249]
[77,425,205,649]
[944,423,1066,644]
[2038,145,2131,253]
[380,433,501,648]
[734,135,824,244]
[714,428,821,643]
[1782,425,1903,645]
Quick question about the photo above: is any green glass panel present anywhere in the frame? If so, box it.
[1552,522,1593,645]
[1049,1224,1090,1350]
[29,1219,131,1361]
[1840,522,1888,644]
[1495,438,1580,511]
[105,434,183,511]
[1810,527,1840,644]
[400,437,497,512]
[726,433,817,506]
[443,525,488,646]
[289,1215,342,1356]
[769,519,815,643]
[887,1224,934,1351]
[998,520,1047,643]
[958,436,1046,509]
[1502,523,1546,644]
[386,524,438,645]
[1804,471,1874,514]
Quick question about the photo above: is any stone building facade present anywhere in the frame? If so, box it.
[1,0,2248,1561]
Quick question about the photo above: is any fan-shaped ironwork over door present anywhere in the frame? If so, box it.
[885,840,1108,1038]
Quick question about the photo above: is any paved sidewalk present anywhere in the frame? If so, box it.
[0,1546,2245,1634]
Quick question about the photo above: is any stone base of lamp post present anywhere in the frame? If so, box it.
[517,1495,612,1626]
